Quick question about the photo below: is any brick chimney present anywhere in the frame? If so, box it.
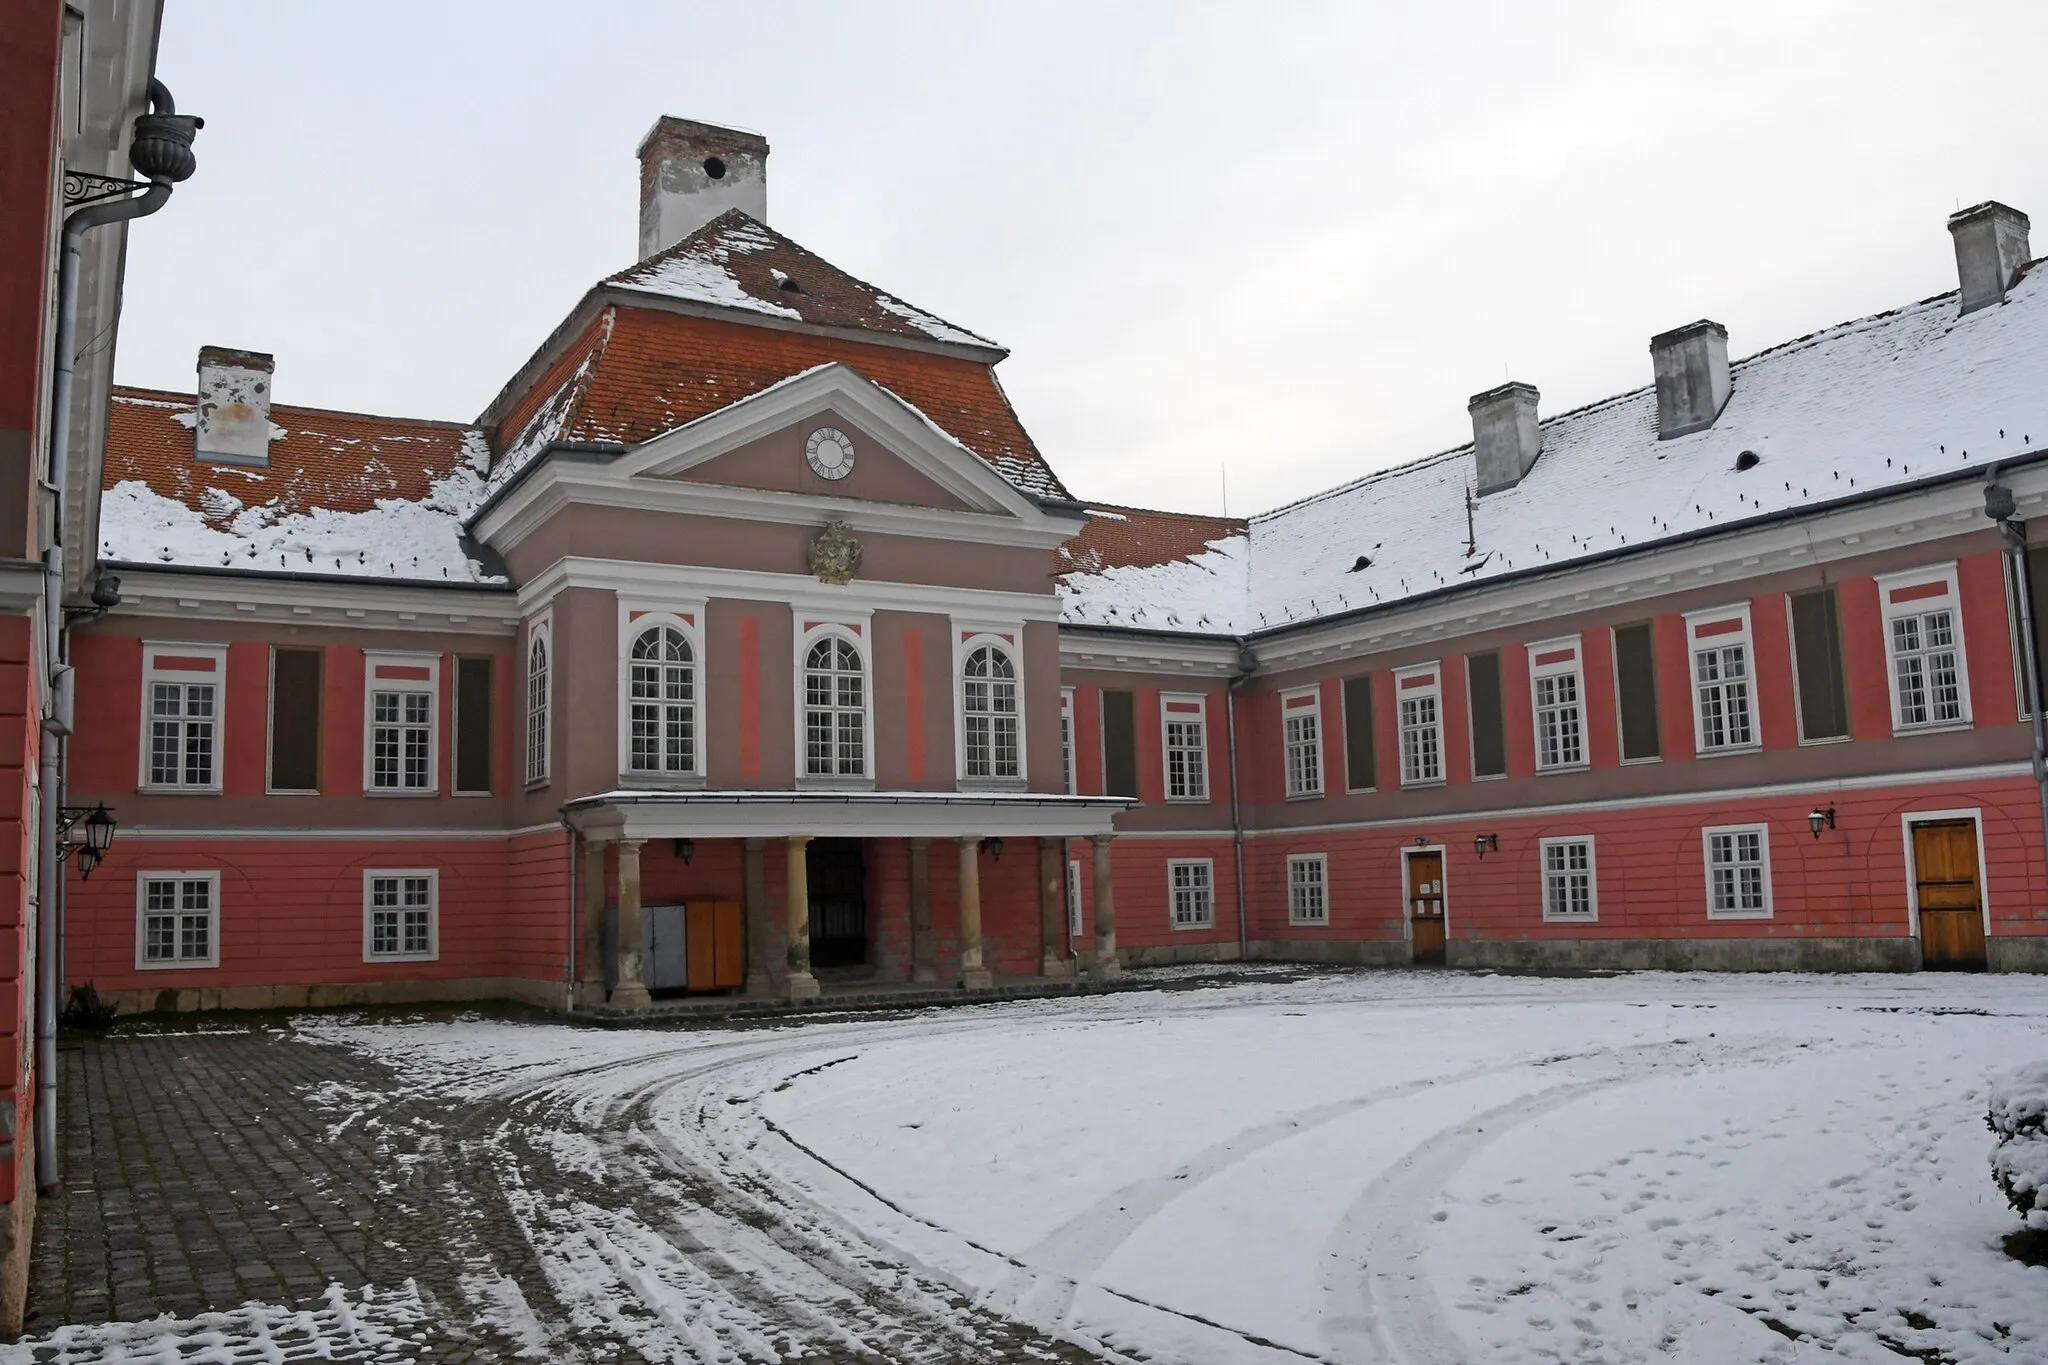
[637,117,769,261]
[195,347,275,466]
[1469,381,1542,495]
[1948,201,2031,315]
[1648,319,1732,439]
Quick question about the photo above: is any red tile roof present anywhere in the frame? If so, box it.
[1058,501,1246,576]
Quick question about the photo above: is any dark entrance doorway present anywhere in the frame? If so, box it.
[807,838,869,968]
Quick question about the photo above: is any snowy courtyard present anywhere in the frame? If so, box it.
[15,969,2048,1363]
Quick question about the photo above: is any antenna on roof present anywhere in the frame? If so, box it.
[1220,463,1229,516]
[1463,484,1478,558]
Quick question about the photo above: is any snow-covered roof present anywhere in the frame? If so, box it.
[1058,503,1250,632]
[1060,266,2048,637]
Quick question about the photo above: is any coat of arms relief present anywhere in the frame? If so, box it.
[807,520,863,585]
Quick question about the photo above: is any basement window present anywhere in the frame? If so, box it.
[1733,450,1761,472]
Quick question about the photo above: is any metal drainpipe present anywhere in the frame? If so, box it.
[561,813,578,1009]
[36,80,199,1194]
[1999,521,2048,898]
[1226,645,1257,961]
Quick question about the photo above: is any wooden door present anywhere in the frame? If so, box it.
[1912,820,1987,971]
[685,900,747,992]
[1407,851,1446,965]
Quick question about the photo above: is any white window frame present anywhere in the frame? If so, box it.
[1060,687,1077,795]
[1287,853,1329,926]
[1281,686,1323,799]
[1168,858,1215,930]
[953,624,1027,785]
[1527,635,1588,772]
[1161,693,1210,801]
[796,615,875,786]
[1394,663,1444,787]
[1684,604,1760,756]
[1539,836,1598,923]
[617,601,706,783]
[138,641,227,793]
[1701,823,1773,920]
[134,870,220,970]
[525,612,551,786]
[363,650,441,795]
[363,868,441,962]
[1875,563,1972,734]
[265,645,322,796]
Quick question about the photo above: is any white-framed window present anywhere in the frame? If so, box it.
[364,869,439,961]
[364,651,440,794]
[1685,605,1758,754]
[1287,853,1329,925]
[1162,694,1209,801]
[1282,687,1322,798]
[1540,837,1597,922]
[1067,857,1084,937]
[1395,664,1444,785]
[960,640,1022,780]
[1876,564,1971,732]
[525,615,551,785]
[1060,687,1077,794]
[1168,859,1214,929]
[139,642,227,791]
[135,871,219,969]
[1528,635,1587,771]
[1702,824,1772,919]
[799,621,871,781]
[621,610,702,779]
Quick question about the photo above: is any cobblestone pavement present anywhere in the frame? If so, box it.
[18,1011,1121,1362]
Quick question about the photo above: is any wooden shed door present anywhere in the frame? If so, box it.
[1407,851,1446,965]
[1912,820,1987,971]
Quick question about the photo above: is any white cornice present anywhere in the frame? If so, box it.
[1059,628,1242,675]
[0,561,47,615]
[109,570,521,636]
[565,789,1128,841]
[519,555,1064,623]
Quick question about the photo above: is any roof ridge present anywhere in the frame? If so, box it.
[1084,499,1245,526]
[112,383,476,432]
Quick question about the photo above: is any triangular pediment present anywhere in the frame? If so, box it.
[656,405,976,511]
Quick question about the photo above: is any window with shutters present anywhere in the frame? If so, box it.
[1287,853,1329,925]
[1876,565,1971,732]
[1787,588,1850,742]
[364,652,439,794]
[1168,859,1214,929]
[1161,694,1209,800]
[1702,824,1772,919]
[136,871,219,969]
[268,646,322,793]
[525,617,551,785]
[1101,689,1139,798]
[959,639,1023,781]
[1539,837,1597,921]
[1281,687,1322,798]
[1685,606,1758,754]
[1466,651,1507,778]
[140,643,226,791]
[1342,674,1377,792]
[1612,622,1662,762]
[364,869,439,961]
[801,627,870,779]
[1395,664,1444,786]
[1528,636,1586,771]
[453,657,492,795]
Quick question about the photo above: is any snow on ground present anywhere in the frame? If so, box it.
[303,971,2048,1363]
[0,1282,433,1363]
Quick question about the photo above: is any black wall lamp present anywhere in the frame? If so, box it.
[672,838,694,865]
[1473,833,1498,859]
[981,836,1005,861]
[57,804,117,879]
[1808,806,1836,839]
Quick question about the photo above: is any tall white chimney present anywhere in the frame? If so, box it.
[1469,381,1542,495]
[195,346,275,466]
[1948,201,2031,315]
[636,116,769,261]
[1648,319,1732,439]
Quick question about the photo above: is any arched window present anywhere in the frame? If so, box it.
[627,625,696,774]
[525,630,550,784]
[804,635,866,777]
[962,645,1020,779]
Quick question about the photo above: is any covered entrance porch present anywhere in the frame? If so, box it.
[562,790,1132,1009]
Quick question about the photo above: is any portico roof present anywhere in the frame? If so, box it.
[562,790,1135,841]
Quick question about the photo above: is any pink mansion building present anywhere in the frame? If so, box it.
[58,119,2048,1013]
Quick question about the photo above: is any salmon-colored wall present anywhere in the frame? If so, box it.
[675,406,975,510]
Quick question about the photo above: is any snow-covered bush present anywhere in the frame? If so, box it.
[1988,1061,2048,1230]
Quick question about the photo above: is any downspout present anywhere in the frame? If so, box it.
[36,81,200,1194]
[561,810,578,1010]
[1227,644,1257,961]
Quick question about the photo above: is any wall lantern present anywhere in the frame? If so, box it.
[1808,806,1836,840]
[982,836,1005,861]
[1473,833,1498,859]
[1411,835,1429,848]
[57,804,117,880]
[673,838,694,865]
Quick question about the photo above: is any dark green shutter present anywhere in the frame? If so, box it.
[1788,589,1849,740]
[1613,623,1661,760]
[268,647,323,791]
[1467,652,1506,778]
[1102,689,1139,798]
[1342,674,1376,791]
[455,656,494,793]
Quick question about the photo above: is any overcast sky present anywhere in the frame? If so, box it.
[116,1,2047,518]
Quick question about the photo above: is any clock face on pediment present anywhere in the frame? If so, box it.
[805,426,856,481]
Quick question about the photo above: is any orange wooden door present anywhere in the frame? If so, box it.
[1407,852,1446,965]
[685,900,747,990]
[1912,821,1987,971]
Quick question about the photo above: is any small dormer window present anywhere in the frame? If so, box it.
[1733,450,1761,472]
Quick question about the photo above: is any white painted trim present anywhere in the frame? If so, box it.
[1060,687,1077,795]
[1059,630,1243,675]
[263,644,322,796]
[1394,662,1444,787]
[1527,633,1589,773]
[1400,843,1449,945]
[1874,561,1973,733]
[1159,691,1211,802]
[1166,857,1217,930]
[1609,621,1664,764]
[1701,822,1774,920]
[134,869,221,970]
[795,616,876,787]
[1281,685,1325,799]
[116,823,565,841]
[0,561,48,615]
[524,612,552,787]
[568,792,1129,841]
[1900,806,1993,941]
[1782,588,1853,745]
[363,649,441,796]
[112,570,518,635]
[362,867,442,962]
[138,640,228,794]
[1684,601,1761,756]
[617,599,708,783]
[1286,851,1329,926]
[1538,835,1599,923]
[517,555,1060,625]
[952,621,1028,786]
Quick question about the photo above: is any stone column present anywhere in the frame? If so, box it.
[957,837,994,989]
[743,837,774,997]
[611,839,650,1007]
[1039,836,1072,978]
[1091,833,1122,981]
[786,835,820,1000]
[909,837,936,984]
[579,836,609,1007]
